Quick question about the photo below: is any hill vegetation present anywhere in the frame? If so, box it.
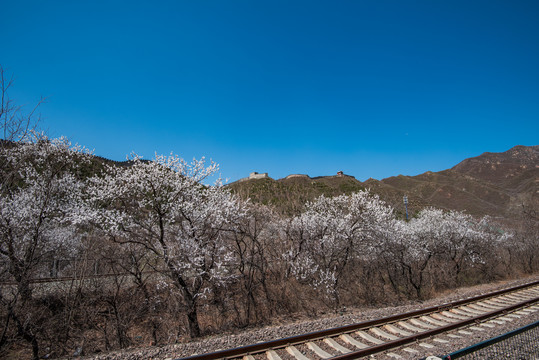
[229,174,365,215]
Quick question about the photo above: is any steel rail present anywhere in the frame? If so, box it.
[330,296,539,360]
[177,279,539,360]
[0,269,161,285]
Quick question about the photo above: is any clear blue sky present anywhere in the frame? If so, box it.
[2,1,538,182]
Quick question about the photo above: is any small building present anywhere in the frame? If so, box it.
[337,171,344,177]
[236,172,270,183]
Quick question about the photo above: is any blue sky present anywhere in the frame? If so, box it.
[2,1,538,182]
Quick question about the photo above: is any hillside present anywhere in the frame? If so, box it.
[229,174,365,215]
[228,145,538,219]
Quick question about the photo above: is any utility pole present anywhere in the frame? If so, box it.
[403,195,409,221]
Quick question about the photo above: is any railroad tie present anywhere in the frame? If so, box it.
[430,313,458,323]
[485,299,511,307]
[408,318,436,330]
[468,326,485,332]
[515,309,534,315]
[510,293,531,300]
[324,338,352,353]
[397,321,425,333]
[504,313,521,319]
[306,342,332,359]
[356,330,384,345]
[493,296,515,304]
[467,304,493,312]
[420,315,448,326]
[479,322,495,328]
[483,299,507,307]
[433,338,449,343]
[513,292,531,298]
[449,308,474,317]
[370,327,399,341]
[500,295,522,303]
[475,301,501,310]
[286,345,310,360]
[384,324,413,336]
[441,311,468,320]
[267,350,282,360]
[339,334,369,349]
[458,306,484,316]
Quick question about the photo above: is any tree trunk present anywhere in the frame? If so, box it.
[186,301,201,338]
[174,272,201,338]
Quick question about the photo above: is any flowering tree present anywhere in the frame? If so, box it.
[0,135,91,359]
[282,190,395,306]
[91,153,246,338]
[384,208,503,298]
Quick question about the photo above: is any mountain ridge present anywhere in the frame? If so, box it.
[228,145,538,219]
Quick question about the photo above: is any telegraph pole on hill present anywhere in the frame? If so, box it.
[403,195,409,221]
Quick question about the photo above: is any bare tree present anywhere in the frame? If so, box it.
[231,204,277,324]
[0,65,43,144]
[515,203,539,273]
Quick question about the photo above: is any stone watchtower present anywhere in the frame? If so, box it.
[249,172,269,180]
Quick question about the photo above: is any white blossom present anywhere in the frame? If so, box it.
[282,190,396,300]
[90,152,246,337]
[0,135,92,294]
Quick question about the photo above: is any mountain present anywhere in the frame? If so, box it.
[451,145,538,189]
[228,145,538,219]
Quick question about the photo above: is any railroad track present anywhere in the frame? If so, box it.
[179,280,539,360]
[0,270,162,285]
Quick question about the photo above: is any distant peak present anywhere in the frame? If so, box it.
[451,145,538,186]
